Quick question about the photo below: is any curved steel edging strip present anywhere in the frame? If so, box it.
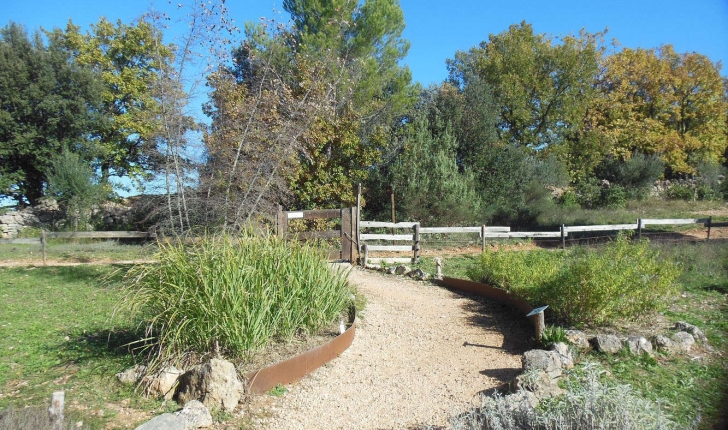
[441,277,542,338]
[245,307,357,395]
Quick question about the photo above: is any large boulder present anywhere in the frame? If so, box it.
[176,359,242,412]
[591,334,622,354]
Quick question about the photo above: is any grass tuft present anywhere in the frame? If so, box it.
[118,233,353,364]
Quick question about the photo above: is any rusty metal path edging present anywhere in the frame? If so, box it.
[440,277,545,339]
[245,307,357,394]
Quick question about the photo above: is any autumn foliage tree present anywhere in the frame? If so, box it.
[597,45,727,175]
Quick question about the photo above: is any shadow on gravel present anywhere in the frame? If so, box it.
[453,290,535,355]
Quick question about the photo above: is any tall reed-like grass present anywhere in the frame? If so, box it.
[118,234,352,362]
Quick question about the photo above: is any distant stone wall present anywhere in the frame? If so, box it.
[0,209,39,238]
[0,198,139,238]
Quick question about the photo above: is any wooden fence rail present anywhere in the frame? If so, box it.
[0,230,153,265]
[357,216,725,264]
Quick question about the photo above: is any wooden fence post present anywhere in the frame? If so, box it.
[350,206,357,263]
[356,184,362,254]
[49,391,64,430]
[413,224,420,264]
[707,216,712,240]
[481,225,486,252]
[276,205,287,239]
[41,229,47,265]
[362,244,369,267]
[637,218,642,240]
[560,225,566,250]
[341,208,352,262]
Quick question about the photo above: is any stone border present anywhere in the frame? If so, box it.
[440,277,544,339]
[244,307,357,394]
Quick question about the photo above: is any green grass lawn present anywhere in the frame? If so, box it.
[0,265,162,429]
[0,241,155,263]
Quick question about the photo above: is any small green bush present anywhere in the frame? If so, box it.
[558,190,580,208]
[468,234,680,326]
[544,236,680,325]
[695,183,721,201]
[466,249,564,300]
[602,185,627,208]
[119,233,352,362]
[665,183,693,200]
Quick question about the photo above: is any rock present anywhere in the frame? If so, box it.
[146,366,183,400]
[502,390,538,411]
[407,268,430,280]
[564,330,590,349]
[394,265,411,275]
[673,321,708,344]
[626,336,653,356]
[386,267,397,275]
[592,334,622,354]
[175,400,213,428]
[672,331,695,352]
[515,370,563,399]
[653,335,674,353]
[116,365,147,385]
[521,349,562,379]
[176,358,242,412]
[134,413,187,430]
[549,342,574,369]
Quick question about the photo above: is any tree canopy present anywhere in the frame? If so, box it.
[0,22,101,205]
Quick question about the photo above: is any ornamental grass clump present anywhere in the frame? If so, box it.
[119,233,351,362]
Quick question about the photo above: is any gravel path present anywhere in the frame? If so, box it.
[248,267,532,429]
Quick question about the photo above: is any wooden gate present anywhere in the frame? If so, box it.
[276,206,358,262]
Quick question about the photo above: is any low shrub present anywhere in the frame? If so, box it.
[601,184,627,208]
[665,183,694,200]
[451,361,689,429]
[119,233,352,362]
[466,248,564,301]
[467,234,680,326]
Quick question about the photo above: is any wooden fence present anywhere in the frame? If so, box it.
[358,216,727,265]
[0,230,154,264]
[276,206,357,262]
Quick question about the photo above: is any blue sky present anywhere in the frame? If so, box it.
[2,0,727,201]
[3,0,728,87]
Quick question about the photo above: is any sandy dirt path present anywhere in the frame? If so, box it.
[248,267,532,429]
